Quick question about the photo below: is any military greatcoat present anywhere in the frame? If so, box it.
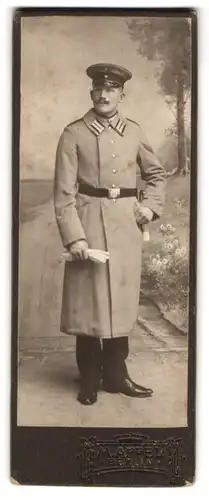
[54,108,166,338]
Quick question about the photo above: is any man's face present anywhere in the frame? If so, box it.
[90,86,123,118]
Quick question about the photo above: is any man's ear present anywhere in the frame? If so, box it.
[90,90,93,101]
[119,90,125,102]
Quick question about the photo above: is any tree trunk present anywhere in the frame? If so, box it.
[176,75,187,174]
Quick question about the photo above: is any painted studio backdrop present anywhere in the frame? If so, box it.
[18,15,191,427]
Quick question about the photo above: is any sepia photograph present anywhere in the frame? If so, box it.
[16,11,193,433]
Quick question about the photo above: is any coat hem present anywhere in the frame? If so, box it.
[60,327,129,338]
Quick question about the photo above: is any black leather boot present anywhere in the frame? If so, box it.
[76,336,102,405]
[102,337,153,398]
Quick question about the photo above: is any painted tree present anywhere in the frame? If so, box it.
[128,17,192,175]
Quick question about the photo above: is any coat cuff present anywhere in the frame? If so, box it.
[56,215,86,247]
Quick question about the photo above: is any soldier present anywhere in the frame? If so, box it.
[54,63,166,405]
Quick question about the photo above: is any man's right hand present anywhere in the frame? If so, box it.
[68,239,88,260]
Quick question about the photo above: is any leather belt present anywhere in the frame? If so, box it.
[78,183,137,200]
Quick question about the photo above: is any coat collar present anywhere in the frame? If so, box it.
[83,108,127,137]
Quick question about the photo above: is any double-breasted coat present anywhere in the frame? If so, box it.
[54,108,166,338]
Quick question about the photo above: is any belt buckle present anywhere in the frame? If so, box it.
[108,187,120,199]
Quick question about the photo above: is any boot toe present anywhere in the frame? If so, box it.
[102,377,153,398]
[77,390,97,405]
[121,378,153,397]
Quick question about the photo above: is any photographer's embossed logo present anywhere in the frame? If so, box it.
[79,433,185,485]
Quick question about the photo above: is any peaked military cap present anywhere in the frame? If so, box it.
[86,63,132,89]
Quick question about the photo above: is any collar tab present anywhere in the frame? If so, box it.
[83,109,127,136]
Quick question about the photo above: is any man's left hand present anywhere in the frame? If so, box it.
[135,205,153,225]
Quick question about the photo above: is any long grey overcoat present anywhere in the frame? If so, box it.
[54,108,166,338]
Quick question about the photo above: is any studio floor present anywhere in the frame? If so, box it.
[18,325,188,428]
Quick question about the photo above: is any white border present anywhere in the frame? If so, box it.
[1,1,209,499]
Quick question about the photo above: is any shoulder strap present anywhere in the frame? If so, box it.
[127,117,140,128]
[65,118,82,128]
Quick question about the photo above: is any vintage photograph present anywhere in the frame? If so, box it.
[17,13,192,428]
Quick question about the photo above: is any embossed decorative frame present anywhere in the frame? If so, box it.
[11,7,197,486]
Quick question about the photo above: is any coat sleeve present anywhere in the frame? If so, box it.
[54,127,86,247]
[136,129,167,220]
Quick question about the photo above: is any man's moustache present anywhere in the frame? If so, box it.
[96,100,109,104]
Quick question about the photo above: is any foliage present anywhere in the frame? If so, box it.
[128,17,191,95]
[128,17,192,174]
[142,222,189,332]
[158,133,191,174]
